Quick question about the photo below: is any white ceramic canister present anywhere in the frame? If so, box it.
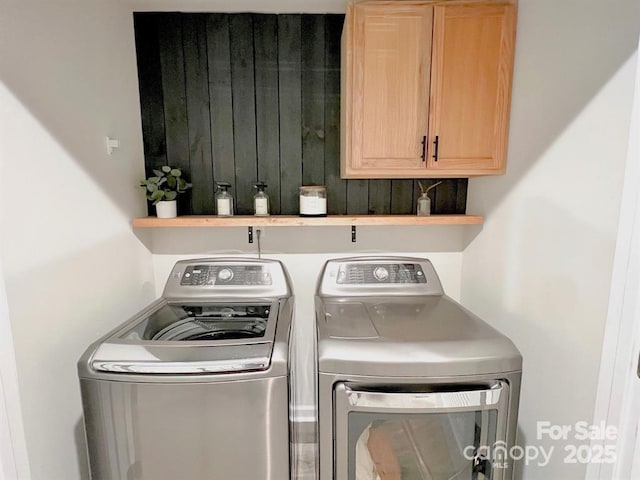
[299,186,327,216]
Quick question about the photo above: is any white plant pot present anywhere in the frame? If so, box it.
[155,200,177,219]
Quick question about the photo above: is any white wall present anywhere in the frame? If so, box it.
[0,1,156,479]
[0,258,29,480]
[593,45,640,480]
[461,0,640,479]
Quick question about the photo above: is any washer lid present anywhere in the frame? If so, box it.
[90,342,273,374]
[317,296,522,377]
[89,300,281,375]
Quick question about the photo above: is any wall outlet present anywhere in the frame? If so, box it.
[106,136,120,155]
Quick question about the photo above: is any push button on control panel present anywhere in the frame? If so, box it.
[217,268,234,282]
[373,267,389,282]
[180,266,214,286]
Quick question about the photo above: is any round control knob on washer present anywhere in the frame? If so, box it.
[217,268,234,282]
[373,267,389,282]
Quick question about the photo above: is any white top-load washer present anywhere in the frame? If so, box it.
[315,256,522,480]
[78,258,293,480]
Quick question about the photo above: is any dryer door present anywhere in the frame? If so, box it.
[334,381,510,480]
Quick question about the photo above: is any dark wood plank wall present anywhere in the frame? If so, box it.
[134,12,468,216]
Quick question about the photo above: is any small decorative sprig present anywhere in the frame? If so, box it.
[140,166,192,205]
[418,180,443,195]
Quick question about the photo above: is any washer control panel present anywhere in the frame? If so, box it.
[164,259,290,299]
[337,263,426,284]
[180,265,272,286]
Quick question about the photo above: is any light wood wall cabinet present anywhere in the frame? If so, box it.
[341,1,517,178]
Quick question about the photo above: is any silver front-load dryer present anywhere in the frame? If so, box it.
[78,258,293,480]
[315,257,523,480]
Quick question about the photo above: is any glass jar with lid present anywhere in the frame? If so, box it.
[299,186,327,217]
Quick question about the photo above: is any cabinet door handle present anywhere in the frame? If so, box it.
[421,136,427,162]
[433,135,439,162]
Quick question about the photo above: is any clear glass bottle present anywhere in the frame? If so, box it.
[416,180,442,216]
[253,182,269,216]
[417,192,431,216]
[215,182,234,217]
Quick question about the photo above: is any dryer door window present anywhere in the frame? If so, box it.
[334,382,509,480]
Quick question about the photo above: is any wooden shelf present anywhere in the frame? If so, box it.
[132,215,483,228]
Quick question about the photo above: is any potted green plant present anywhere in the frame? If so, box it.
[140,166,192,218]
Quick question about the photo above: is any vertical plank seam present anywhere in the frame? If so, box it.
[227,15,237,204]
[299,17,305,187]
[199,15,214,213]
[275,17,282,214]
[156,15,170,172]
[202,16,215,211]
[181,16,194,213]
[321,15,327,187]
[251,14,260,186]
[205,14,215,195]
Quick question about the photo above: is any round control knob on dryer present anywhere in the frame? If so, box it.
[373,267,389,282]
[217,268,234,282]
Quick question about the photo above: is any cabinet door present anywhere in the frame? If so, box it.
[341,3,433,178]
[427,3,516,175]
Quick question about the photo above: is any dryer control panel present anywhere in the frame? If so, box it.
[337,263,427,284]
[318,257,444,297]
